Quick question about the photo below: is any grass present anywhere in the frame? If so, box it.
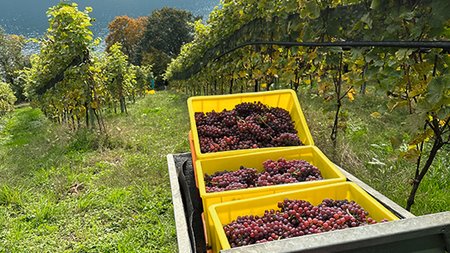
[0,89,448,252]
[0,91,189,252]
[298,89,449,215]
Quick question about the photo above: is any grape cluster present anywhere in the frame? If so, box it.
[256,159,323,186]
[223,198,385,248]
[205,167,258,192]
[205,159,323,192]
[195,102,302,153]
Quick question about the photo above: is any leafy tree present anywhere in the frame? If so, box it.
[137,7,198,87]
[0,81,16,115]
[140,7,197,58]
[141,46,171,87]
[105,16,148,63]
[0,28,28,102]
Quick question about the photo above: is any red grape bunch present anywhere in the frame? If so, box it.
[223,198,384,248]
[195,102,302,153]
[204,159,323,193]
[205,167,258,192]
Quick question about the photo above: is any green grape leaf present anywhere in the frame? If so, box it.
[400,147,420,162]
[370,0,381,9]
[430,0,450,35]
[426,76,447,105]
[305,1,321,19]
[360,13,373,29]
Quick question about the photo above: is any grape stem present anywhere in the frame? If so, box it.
[346,208,355,219]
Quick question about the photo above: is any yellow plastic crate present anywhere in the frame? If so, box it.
[197,146,346,246]
[209,182,399,253]
[187,89,314,160]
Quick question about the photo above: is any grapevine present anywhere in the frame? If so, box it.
[168,0,450,211]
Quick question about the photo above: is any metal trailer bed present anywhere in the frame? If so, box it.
[167,153,450,253]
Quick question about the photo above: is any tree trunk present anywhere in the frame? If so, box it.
[118,83,127,114]
[406,137,443,211]
[360,82,367,94]
[85,102,89,128]
[295,77,301,92]
[360,63,367,94]
[120,97,127,114]
[88,107,95,129]
[93,109,104,132]
[71,113,75,131]
[331,53,343,143]
[229,78,234,94]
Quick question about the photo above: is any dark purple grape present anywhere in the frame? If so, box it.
[195,102,303,153]
[205,167,258,192]
[204,159,323,193]
[234,101,268,117]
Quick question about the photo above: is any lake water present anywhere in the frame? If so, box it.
[0,0,218,40]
